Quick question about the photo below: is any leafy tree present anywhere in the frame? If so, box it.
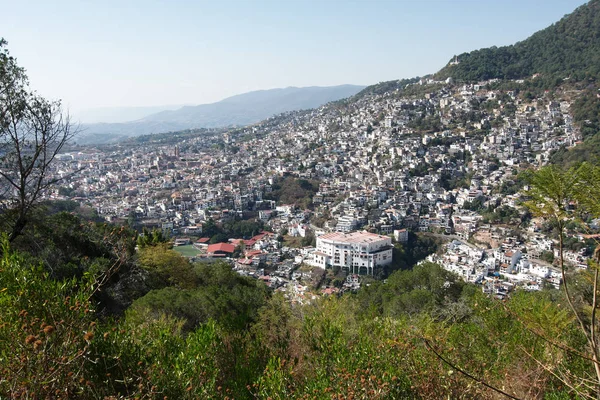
[222,219,264,238]
[540,250,555,264]
[209,232,228,244]
[137,243,197,289]
[232,243,244,258]
[250,293,296,363]
[301,231,316,247]
[130,261,268,332]
[137,227,169,248]
[524,164,600,396]
[463,197,485,212]
[482,205,521,225]
[440,170,469,190]
[357,262,464,317]
[201,218,220,237]
[387,232,441,276]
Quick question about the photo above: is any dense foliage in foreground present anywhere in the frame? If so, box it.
[0,215,593,399]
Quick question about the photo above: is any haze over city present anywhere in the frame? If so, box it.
[2,0,587,120]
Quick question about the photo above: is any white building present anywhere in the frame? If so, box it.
[309,231,393,275]
[394,228,408,243]
[336,215,357,232]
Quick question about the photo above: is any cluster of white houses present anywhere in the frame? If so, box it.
[49,77,589,294]
[308,231,393,275]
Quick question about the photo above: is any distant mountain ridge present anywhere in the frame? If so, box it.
[78,85,365,144]
[75,105,190,124]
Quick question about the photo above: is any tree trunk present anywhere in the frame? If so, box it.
[8,214,26,242]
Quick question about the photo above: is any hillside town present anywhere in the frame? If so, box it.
[50,77,592,299]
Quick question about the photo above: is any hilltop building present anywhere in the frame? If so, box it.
[309,231,392,275]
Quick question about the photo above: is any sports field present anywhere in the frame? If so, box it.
[173,244,202,257]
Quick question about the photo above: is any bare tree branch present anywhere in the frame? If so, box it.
[422,337,521,400]
[0,40,77,241]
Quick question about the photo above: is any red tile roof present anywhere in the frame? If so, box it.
[252,231,274,241]
[207,242,235,254]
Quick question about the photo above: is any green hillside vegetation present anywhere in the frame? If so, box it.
[388,232,442,275]
[200,218,266,244]
[436,0,600,83]
[263,176,320,209]
[551,88,600,166]
[0,222,595,399]
[354,76,421,98]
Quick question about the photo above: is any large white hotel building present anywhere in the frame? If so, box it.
[309,231,393,275]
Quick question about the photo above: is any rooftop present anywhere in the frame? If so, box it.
[319,230,390,244]
[207,242,236,254]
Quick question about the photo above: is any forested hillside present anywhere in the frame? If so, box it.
[436,0,600,83]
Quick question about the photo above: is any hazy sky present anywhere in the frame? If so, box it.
[1,0,588,114]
